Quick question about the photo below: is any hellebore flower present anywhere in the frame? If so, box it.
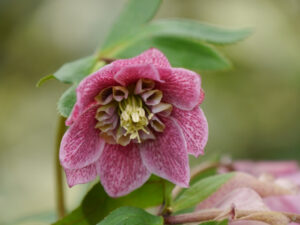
[198,187,291,225]
[197,162,300,225]
[231,161,300,225]
[227,160,300,193]
[59,49,208,197]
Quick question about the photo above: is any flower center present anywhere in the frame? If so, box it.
[118,95,153,142]
[94,79,173,146]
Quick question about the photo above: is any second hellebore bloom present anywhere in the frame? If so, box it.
[60,49,208,197]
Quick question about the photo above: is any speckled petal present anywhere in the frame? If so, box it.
[140,117,189,187]
[97,143,150,197]
[60,105,105,169]
[173,106,208,157]
[157,68,202,110]
[112,48,171,68]
[67,64,118,125]
[64,163,97,187]
[114,64,163,86]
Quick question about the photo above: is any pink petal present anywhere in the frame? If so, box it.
[264,194,300,214]
[60,105,105,169]
[64,163,97,187]
[114,64,163,86]
[273,179,299,194]
[230,221,269,225]
[198,188,271,225]
[196,172,291,210]
[67,64,119,124]
[210,188,269,211]
[281,172,300,186]
[173,107,208,157]
[97,143,151,197]
[140,117,189,187]
[200,187,297,225]
[233,161,300,177]
[66,103,80,126]
[112,48,171,68]
[157,68,202,110]
[199,88,205,105]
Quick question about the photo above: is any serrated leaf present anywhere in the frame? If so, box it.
[102,0,162,49]
[57,85,76,118]
[97,207,163,225]
[53,55,97,84]
[172,173,235,212]
[54,178,173,225]
[200,219,228,225]
[115,36,231,71]
[143,19,252,45]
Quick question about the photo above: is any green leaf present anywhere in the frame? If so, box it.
[172,168,218,215]
[36,74,55,87]
[54,177,173,225]
[97,207,163,225]
[143,19,252,45]
[172,173,235,212]
[55,59,105,118]
[102,0,162,49]
[175,167,218,201]
[53,55,97,84]
[57,85,76,118]
[200,219,228,225]
[115,36,231,71]
[190,167,218,186]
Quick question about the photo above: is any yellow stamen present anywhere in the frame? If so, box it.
[118,95,150,143]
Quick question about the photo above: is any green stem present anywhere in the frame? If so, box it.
[164,181,171,209]
[55,116,67,219]
[157,180,173,216]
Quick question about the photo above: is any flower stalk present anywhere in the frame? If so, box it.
[55,116,67,219]
[157,180,173,216]
[164,209,300,225]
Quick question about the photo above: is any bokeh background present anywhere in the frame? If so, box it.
[1,0,299,224]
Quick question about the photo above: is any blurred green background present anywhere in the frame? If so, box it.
[1,0,300,224]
